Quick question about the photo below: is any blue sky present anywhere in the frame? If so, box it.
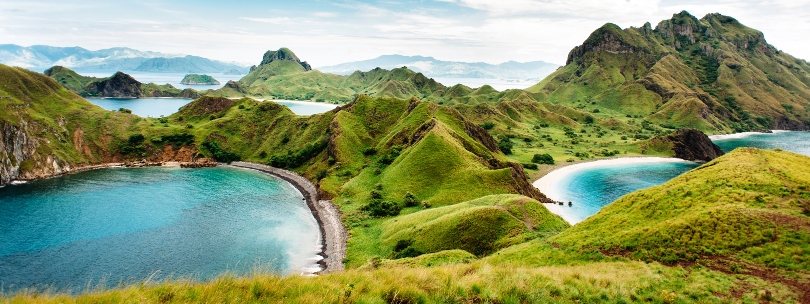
[1,0,809,66]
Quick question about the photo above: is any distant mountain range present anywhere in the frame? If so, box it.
[0,44,249,74]
[318,55,560,80]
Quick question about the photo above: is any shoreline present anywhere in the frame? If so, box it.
[3,160,347,275]
[229,162,346,274]
[532,156,696,224]
[708,129,789,141]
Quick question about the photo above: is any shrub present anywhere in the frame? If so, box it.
[532,153,555,165]
[363,147,378,156]
[202,141,240,163]
[370,190,383,199]
[498,138,513,155]
[521,163,538,170]
[361,200,402,217]
[403,192,418,207]
[118,108,132,114]
[584,115,595,124]
[480,122,495,130]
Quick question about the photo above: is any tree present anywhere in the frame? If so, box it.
[498,137,513,155]
[532,153,555,165]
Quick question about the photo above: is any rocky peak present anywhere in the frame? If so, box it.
[259,48,312,71]
[566,23,639,65]
[85,72,142,98]
[665,129,724,162]
[654,11,707,48]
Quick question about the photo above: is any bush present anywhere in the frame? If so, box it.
[403,192,418,207]
[584,115,595,124]
[498,137,513,155]
[370,190,383,199]
[362,200,402,217]
[268,140,327,168]
[118,108,132,114]
[202,141,240,163]
[480,122,495,130]
[532,153,555,165]
[363,147,378,156]
[521,163,538,170]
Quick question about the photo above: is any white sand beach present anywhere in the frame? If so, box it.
[533,157,694,224]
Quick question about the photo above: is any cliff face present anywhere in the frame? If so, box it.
[666,129,725,162]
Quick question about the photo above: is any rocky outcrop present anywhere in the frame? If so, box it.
[666,129,725,162]
[85,72,142,98]
[260,48,312,71]
[224,80,245,93]
[567,23,640,65]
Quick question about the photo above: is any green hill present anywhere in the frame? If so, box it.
[180,74,220,85]
[527,12,810,133]
[44,66,199,98]
[0,64,146,184]
[553,148,810,293]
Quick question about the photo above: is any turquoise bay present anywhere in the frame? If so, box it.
[536,131,810,224]
[0,167,320,292]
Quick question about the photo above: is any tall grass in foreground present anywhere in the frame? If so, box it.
[4,261,796,303]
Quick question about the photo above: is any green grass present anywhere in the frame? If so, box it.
[554,148,810,269]
[379,195,568,257]
[5,260,799,303]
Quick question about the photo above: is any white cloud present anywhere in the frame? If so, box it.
[240,17,291,24]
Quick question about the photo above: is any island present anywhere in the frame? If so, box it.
[180,74,221,85]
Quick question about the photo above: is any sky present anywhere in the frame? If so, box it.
[1,0,809,67]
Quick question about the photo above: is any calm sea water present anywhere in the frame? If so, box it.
[86,98,193,118]
[0,167,320,293]
[542,161,700,224]
[540,131,809,224]
[86,98,337,118]
[713,131,810,156]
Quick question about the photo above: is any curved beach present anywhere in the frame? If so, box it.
[229,162,346,274]
[533,157,695,224]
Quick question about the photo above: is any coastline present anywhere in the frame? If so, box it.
[532,157,696,224]
[708,129,788,141]
[229,162,346,274]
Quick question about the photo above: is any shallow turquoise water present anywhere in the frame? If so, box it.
[543,161,700,224]
[541,131,809,224]
[0,167,320,292]
[713,131,810,156]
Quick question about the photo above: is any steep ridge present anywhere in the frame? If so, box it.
[528,11,810,133]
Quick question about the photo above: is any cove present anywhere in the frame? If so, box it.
[0,166,320,293]
[535,131,810,224]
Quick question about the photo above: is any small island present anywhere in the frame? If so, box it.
[180,74,220,85]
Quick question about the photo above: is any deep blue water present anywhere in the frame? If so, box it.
[539,131,810,224]
[0,167,320,293]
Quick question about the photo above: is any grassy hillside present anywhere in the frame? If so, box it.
[7,260,797,303]
[552,148,810,298]
[528,12,810,133]
[0,64,151,183]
